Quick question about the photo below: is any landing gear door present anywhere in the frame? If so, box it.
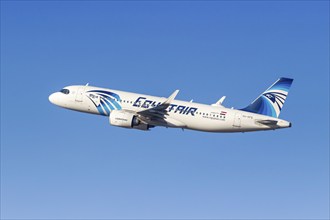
[75,87,85,102]
[233,112,241,127]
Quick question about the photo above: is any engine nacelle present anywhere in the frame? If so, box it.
[109,110,149,130]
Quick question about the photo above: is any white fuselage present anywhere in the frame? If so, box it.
[49,85,291,132]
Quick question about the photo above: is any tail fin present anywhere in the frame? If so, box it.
[240,77,293,118]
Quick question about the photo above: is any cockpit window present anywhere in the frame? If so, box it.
[60,89,70,94]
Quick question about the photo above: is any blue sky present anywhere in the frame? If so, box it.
[1,1,329,219]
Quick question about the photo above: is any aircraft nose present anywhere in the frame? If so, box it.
[49,93,59,105]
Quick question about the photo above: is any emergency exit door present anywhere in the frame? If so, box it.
[233,113,241,127]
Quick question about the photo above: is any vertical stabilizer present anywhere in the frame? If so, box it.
[240,77,293,118]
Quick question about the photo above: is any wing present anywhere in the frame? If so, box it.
[137,90,179,124]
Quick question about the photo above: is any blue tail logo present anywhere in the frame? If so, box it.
[240,77,293,118]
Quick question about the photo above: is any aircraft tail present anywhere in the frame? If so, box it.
[240,77,293,118]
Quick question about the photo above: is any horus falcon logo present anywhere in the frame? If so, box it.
[263,91,286,110]
[87,90,122,116]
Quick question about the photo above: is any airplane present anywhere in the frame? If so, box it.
[49,77,293,132]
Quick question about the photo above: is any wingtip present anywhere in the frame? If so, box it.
[172,89,180,96]
[164,89,180,104]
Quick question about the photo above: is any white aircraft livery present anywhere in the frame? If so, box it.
[49,77,293,132]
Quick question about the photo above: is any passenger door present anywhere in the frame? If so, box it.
[75,87,85,102]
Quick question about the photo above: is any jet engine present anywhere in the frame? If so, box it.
[109,110,149,130]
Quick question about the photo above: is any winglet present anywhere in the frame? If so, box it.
[164,89,179,105]
[212,96,226,107]
[216,96,226,105]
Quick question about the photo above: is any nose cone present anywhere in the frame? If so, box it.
[49,93,60,105]
[49,93,54,104]
[49,93,55,104]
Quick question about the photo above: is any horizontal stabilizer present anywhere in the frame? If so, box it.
[256,119,278,125]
